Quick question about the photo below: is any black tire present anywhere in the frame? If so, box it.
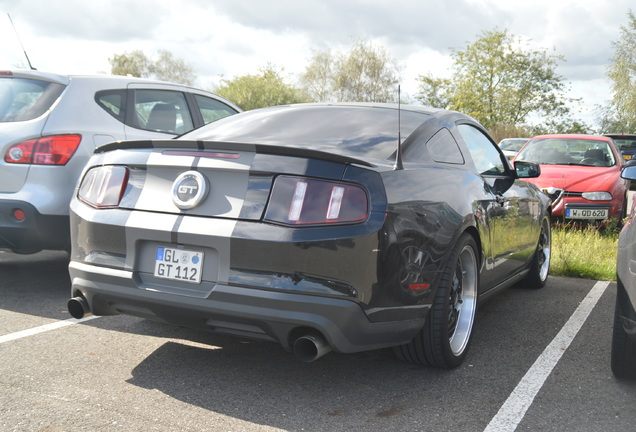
[522,215,551,289]
[611,282,636,379]
[394,233,479,368]
[619,194,629,227]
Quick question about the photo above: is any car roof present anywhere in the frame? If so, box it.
[530,134,612,142]
[176,102,481,164]
[1,69,189,87]
[180,102,473,141]
[262,102,448,115]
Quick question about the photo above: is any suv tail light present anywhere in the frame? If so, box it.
[5,134,82,165]
[78,165,129,208]
[264,176,369,226]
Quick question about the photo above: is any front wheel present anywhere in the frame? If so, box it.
[522,215,551,289]
[394,233,479,368]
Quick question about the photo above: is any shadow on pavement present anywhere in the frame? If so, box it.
[0,250,71,320]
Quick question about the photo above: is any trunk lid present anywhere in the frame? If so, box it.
[89,140,382,221]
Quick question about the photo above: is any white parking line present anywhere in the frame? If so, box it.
[484,280,611,432]
[0,315,101,344]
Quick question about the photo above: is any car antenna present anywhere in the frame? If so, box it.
[394,85,404,170]
[7,13,36,70]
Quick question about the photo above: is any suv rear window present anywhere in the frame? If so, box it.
[0,77,65,122]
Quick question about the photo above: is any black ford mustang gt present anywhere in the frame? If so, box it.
[67,103,551,368]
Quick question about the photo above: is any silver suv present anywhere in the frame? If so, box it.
[0,70,240,253]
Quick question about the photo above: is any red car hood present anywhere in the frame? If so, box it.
[526,164,620,191]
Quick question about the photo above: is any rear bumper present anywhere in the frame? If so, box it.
[69,260,425,353]
[0,200,70,252]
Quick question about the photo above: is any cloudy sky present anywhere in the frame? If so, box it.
[0,0,633,125]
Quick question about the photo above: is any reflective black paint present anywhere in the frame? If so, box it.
[69,103,550,354]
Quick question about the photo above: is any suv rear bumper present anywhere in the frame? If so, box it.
[69,260,425,354]
[0,200,70,253]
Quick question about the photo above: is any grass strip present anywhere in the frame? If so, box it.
[550,223,619,281]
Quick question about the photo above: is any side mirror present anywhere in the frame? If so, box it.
[514,161,541,179]
[621,165,636,181]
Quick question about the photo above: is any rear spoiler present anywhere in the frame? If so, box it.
[95,139,376,168]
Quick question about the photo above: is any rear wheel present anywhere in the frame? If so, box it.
[394,233,478,368]
[522,215,551,289]
[611,282,636,379]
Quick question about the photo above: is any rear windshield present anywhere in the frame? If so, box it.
[0,77,65,122]
[181,105,429,160]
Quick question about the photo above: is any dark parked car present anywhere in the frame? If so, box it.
[0,70,240,254]
[67,103,551,368]
[613,164,636,379]
[605,134,636,162]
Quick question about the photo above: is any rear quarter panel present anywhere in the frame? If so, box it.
[618,217,636,316]
[379,164,482,305]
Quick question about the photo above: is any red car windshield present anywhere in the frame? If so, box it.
[516,138,617,167]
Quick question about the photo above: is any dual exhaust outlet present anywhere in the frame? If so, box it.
[67,296,332,362]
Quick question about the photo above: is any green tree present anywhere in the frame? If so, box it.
[214,64,309,111]
[529,119,594,136]
[109,50,152,78]
[151,50,196,86]
[109,50,196,85]
[416,29,579,131]
[302,48,334,102]
[599,10,636,133]
[302,41,402,103]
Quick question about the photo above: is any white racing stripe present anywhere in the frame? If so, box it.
[484,280,611,432]
[0,315,101,344]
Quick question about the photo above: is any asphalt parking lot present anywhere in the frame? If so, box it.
[1,250,635,432]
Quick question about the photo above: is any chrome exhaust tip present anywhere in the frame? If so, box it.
[293,333,332,362]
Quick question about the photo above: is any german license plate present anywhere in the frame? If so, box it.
[565,208,609,219]
[154,246,203,284]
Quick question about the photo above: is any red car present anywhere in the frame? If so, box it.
[514,134,629,222]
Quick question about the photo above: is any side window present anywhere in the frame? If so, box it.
[426,128,464,164]
[95,90,126,122]
[457,124,506,176]
[133,90,194,134]
[194,94,238,124]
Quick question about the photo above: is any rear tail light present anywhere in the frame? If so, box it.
[4,134,82,165]
[265,176,369,226]
[78,165,129,208]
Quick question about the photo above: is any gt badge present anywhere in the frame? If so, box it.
[172,171,209,209]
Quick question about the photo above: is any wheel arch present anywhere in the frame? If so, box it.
[462,225,482,267]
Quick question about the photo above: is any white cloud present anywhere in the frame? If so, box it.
[0,0,633,125]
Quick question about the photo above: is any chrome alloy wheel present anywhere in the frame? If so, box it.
[448,244,478,356]
[537,218,551,282]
